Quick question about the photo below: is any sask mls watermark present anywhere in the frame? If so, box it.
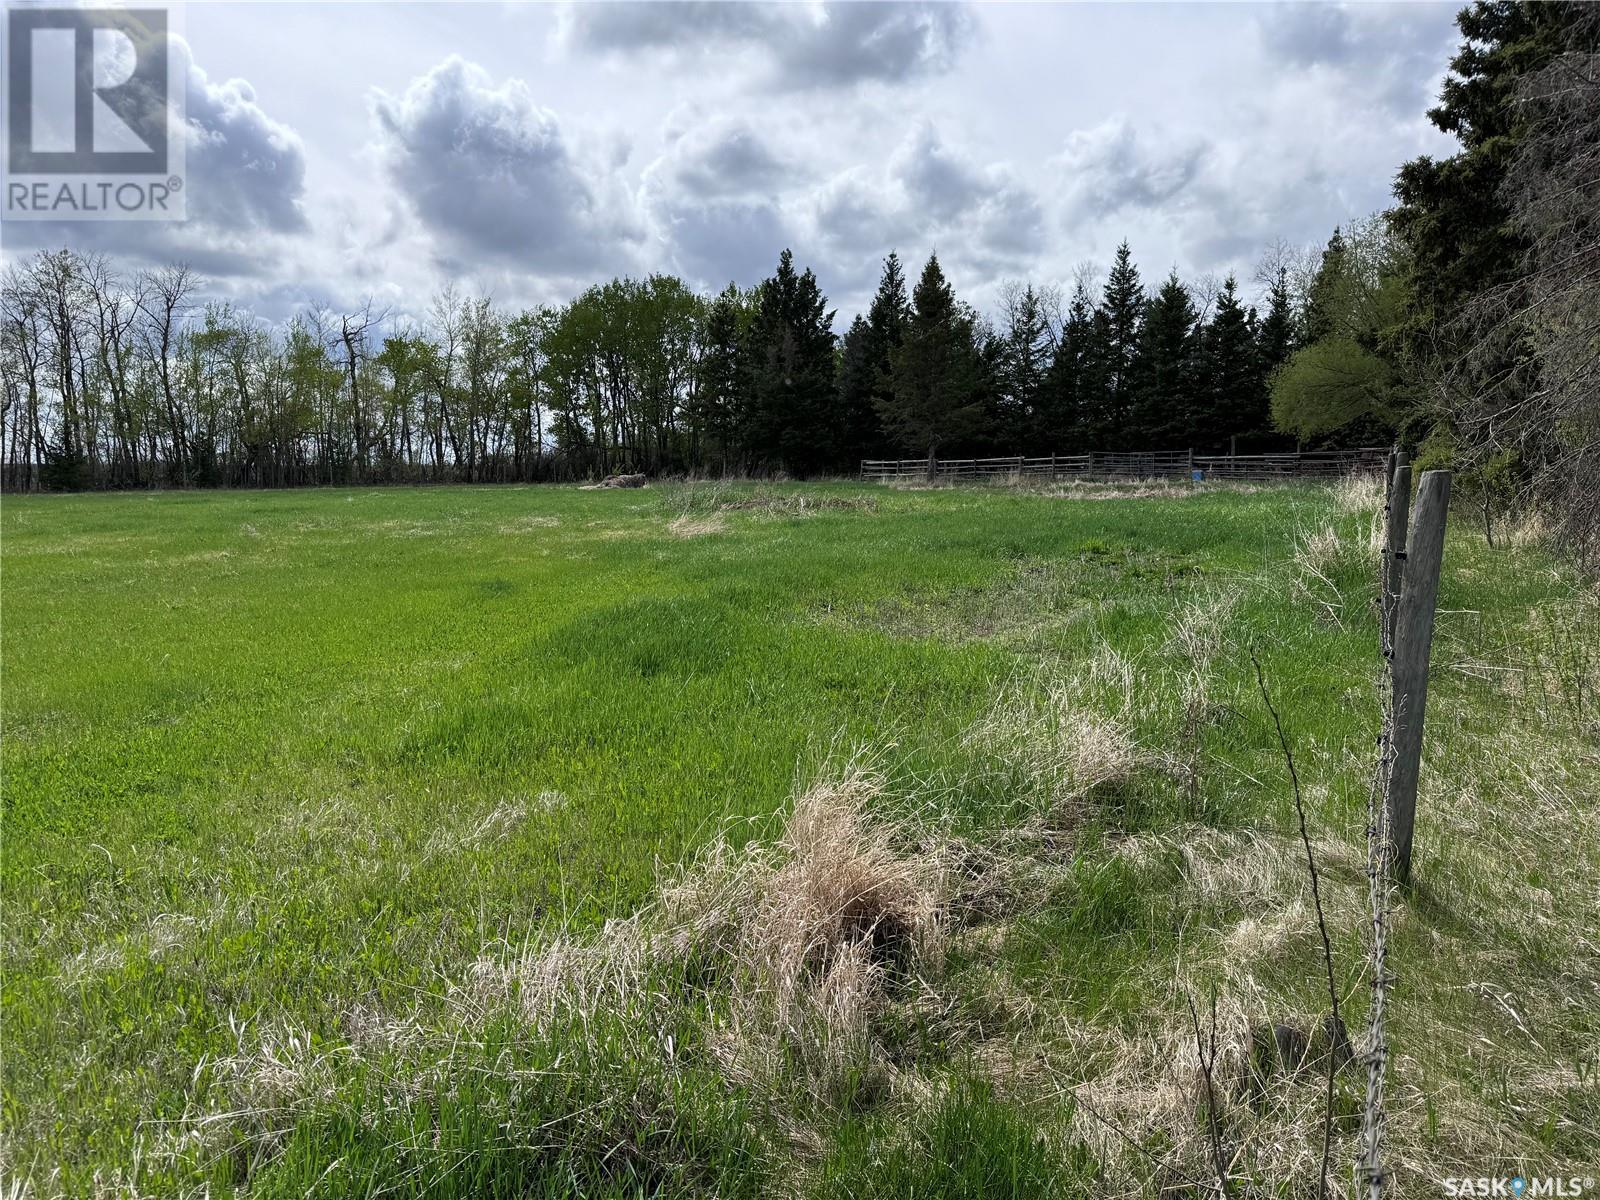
[1442,1177,1596,1198]
[4,3,185,220]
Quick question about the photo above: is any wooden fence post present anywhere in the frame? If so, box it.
[1387,469,1451,883]
[1382,454,1411,652]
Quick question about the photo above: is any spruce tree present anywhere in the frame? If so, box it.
[867,251,911,369]
[1390,2,1587,340]
[1196,276,1259,451]
[1256,267,1297,382]
[692,284,748,472]
[1128,272,1198,447]
[743,250,837,473]
[835,316,876,467]
[998,284,1053,451]
[1095,241,1145,446]
[836,253,909,465]
[1252,268,1297,452]
[879,254,984,472]
[1303,228,1347,344]
[1038,283,1094,449]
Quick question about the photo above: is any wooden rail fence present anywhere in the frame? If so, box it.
[860,447,1389,483]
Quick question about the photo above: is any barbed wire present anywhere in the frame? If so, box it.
[1360,465,1403,1197]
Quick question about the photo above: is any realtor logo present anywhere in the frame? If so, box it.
[4,5,186,219]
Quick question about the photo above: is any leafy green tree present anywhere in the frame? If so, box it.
[631,275,702,472]
[376,333,432,478]
[1272,220,1410,446]
[1271,337,1396,443]
[503,309,555,480]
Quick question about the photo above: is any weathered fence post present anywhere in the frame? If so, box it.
[1387,469,1451,883]
[1382,453,1411,652]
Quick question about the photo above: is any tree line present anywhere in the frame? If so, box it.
[1,236,1317,492]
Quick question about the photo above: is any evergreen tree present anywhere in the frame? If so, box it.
[1038,283,1094,449]
[691,284,748,472]
[1303,227,1347,344]
[879,254,984,471]
[1128,272,1198,446]
[743,250,837,473]
[836,253,909,465]
[1196,277,1262,451]
[1256,267,1298,382]
[1095,241,1144,446]
[835,316,876,468]
[867,251,911,378]
[1250,268,1298,451]
[997,284,1054,450]
[1390,2,1587,341]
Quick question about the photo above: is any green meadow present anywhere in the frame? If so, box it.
[2,480,1595,1196]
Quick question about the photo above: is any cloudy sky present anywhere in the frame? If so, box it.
[4,1,1463,326]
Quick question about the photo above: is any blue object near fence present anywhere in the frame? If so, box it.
[1191,469,1205,482]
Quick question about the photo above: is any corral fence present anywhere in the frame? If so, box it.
[861,447,1389,484]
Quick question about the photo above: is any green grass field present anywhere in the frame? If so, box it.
[3,480,1596,1197]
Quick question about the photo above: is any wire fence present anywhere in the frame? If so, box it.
[860,448,1390,484]
[1360,458,1405,1197]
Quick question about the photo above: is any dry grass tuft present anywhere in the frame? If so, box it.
[669,483,877,520]
[439,765,955,1134]
[677,768,952,1121]
[1063,988,1358,1194]
[1332,471,1385,515]
[765,770,946,1001]
[1026,477,1213,501]
[1119,825,1366,972]
[667,513,728,538]
[1500,508,1550,548]
[1291,524,1353,627]
[966,673,1140,818]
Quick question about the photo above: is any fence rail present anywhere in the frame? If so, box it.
[860,448,1388,483]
